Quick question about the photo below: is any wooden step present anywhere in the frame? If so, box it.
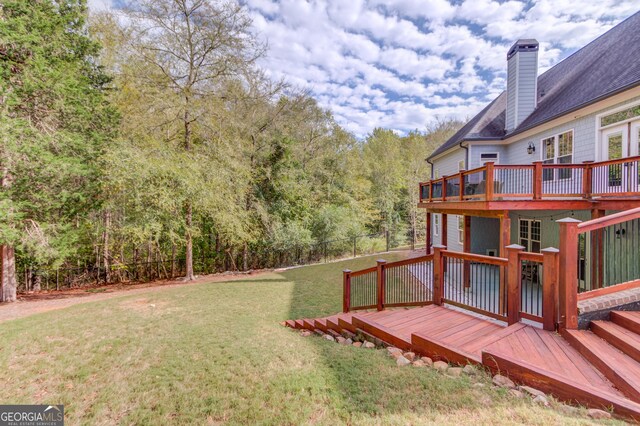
[351,314,412,350]
[294,319,305,329]
[591,320,640,363]
[314,318,329,333]
[302,319,316,330]
[338,316,357,334]
[562,329,640,403]
[482,349,640,421]
[412,332,481,364]
[611,311,640,334]
[284,320,297,329]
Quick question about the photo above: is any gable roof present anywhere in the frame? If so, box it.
[428,11,640,161]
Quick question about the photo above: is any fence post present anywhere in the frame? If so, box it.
[343,269,352,313]
[533,161,543,200]
[506,244,525,325]
[432,244,446,305]
[557,218,582,330]
[541,247,560,331]
[376,260,386,311]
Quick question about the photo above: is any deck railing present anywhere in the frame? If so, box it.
[344,245,559,331]
[559,207,640,329]
[419,156,640,203]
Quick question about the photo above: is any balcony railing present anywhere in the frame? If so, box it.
[419,156,640,203]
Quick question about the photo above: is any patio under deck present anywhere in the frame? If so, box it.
[285,305,640,420]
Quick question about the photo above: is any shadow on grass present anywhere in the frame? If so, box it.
[281,252,497,421]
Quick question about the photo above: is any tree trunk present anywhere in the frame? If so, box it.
[32,273,41,292]
[103,210,111,283]
[171,243,176,278]
[242,242,248,271]
[0,245,17,302]
[185,202,195,280]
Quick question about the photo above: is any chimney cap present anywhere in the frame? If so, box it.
[507,39,539,60]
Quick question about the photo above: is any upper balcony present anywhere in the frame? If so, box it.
[419,156,640,212]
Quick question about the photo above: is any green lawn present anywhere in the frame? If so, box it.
[0,253,617,425]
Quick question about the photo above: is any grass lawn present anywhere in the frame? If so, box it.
[0,253,619,425]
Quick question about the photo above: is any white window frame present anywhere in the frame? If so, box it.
[434,169,440,179]
[434,214,440,237]
[457,215,464,245]
[519,218,542,253]
[540,129,574,181]
[479,152,499,164]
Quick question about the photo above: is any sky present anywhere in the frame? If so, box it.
[88,0,639,137]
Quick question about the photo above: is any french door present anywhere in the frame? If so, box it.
[601,123,640,192]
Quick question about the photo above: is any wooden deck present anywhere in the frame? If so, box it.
[285,305,640,420]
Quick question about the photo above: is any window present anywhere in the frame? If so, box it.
[519,219,541,253]
[601,104,640,127]
[480,152,499,164]
[457,215,464,244]
[458,160,465,171]
[542,130,573,181]
[434,214,440,237]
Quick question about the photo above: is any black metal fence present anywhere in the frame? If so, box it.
[17,227,426,292]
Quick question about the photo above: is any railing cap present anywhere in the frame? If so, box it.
[541,247,560,253]
[505,244,525,250]
[376,259,387,264]
[432,244,447,249]
[556,217,582,224]
[343,269,352,273]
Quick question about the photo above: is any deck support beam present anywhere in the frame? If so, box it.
[558,218,582,330]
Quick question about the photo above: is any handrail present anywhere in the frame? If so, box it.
[577,206,640,233]
[442,250,507,266]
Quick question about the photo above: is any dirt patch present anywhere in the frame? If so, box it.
[0,270,273,324]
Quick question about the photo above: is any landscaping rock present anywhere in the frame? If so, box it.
[447,367,463,377]
[519,386,546,399]
[433,361,449,372]
[509,389,524,399]
[473,383,486,388]
[336,336,346,344]
[492,374,515,389]
[313,329,324,336]
[587,409,611,419]
[420,357,433,366]
[403,352,416,362]
[363,341,376,349]
[352,342,362,348]
[323,335,335,342]
[387,347,403,358]
[341,338,353,346]
[300,330,312,337]
[462,365,476,375]
[533,395,549,406]
[411,359,426,367]
[396,356,411,366]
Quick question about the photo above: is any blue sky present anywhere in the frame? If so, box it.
[89,0,639,137]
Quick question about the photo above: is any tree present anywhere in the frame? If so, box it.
[0,0,116,301]
[119,0,265,280]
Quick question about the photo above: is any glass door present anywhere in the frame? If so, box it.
[601,125,628,191]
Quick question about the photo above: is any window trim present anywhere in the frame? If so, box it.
[458,160,466,171]
[457,215,464,245]
[598,99,640,130]
[540,129,574,181]
[479,152,499,164]
[434,214,440,237]
[519,218,542,253]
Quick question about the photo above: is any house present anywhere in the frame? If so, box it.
[421,12,640,295]
[287,13,640,420]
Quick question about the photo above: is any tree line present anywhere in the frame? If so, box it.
[0,0,461,302]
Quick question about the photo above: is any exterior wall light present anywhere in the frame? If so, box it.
[527,142,536,155]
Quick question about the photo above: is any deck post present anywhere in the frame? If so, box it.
[582,161,594,199]
[485,162,495,201]
[506,244,525,325]
[343,269,352,313]
[426,212,432,254]
[376,260,386,311]
[432,244,446,305]
[541,247,560,331]
[442,176,448,201]
[532,161,543,200]
[557,218,582,330]
[459,170,465,201]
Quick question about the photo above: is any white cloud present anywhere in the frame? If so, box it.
[89,0,638,137]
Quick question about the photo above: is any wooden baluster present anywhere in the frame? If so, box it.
[506,244,525,325]
[533,161,542,200]
[343,269,351,313]
[557,218,582,330]
[485,162,495,201]
[376,260,386,311]
[541,247,559,331]
[432,244,446,305]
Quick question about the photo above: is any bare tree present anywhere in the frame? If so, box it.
[121,0,265,280]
